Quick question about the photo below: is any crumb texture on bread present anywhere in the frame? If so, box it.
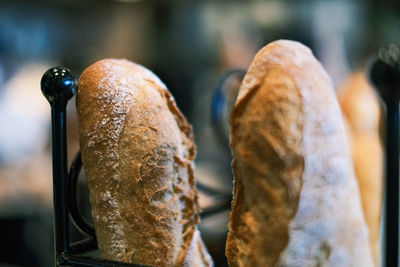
[77,59,213,266]
[227,40,374,267]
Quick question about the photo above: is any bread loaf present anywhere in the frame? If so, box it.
[76,59,213,266]
[338,71,383,264]
[226,40,374,266]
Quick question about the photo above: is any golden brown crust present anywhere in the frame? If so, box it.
[227,59,304,267]
[76,59,213,266]
[227,40,374,267]
[338,71,383,265]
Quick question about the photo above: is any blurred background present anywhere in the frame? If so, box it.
[0,0,398,266]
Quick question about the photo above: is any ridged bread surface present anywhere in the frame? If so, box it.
[77,59,213,266]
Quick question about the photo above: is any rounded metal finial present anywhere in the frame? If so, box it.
[41,67,77,104]
[369,44,400,103]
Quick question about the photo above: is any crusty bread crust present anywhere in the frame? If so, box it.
[338,71,383,265]
[76,59,213,266]
[226,40,374,267]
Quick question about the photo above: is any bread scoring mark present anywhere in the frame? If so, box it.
[147,83,201,265]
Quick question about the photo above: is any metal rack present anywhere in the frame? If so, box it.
[369,44,400,267]
[40,44,400,267]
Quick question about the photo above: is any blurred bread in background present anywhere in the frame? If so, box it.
[0,63,53,213]
[338,71,383,265]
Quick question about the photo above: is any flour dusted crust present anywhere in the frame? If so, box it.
[338,71,383,265]
[226,40,374,266]
[76,59,213,266]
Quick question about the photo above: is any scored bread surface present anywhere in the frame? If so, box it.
[226,40,374,267]
[76,59,213,266]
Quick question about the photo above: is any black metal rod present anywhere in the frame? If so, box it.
[197,180,231,197]
[62,255,148,267]
[200,198,231,218]
[69,151,96,237]
[70,238,98,255]
[384,101,399,267]
[51,102,71,255]
[41,67,77,265]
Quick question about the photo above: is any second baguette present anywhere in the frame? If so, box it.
[226,40,374,267]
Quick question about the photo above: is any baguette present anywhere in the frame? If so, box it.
[338,71,383,265]
[226,40,374,266]
[76,59,213,266]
